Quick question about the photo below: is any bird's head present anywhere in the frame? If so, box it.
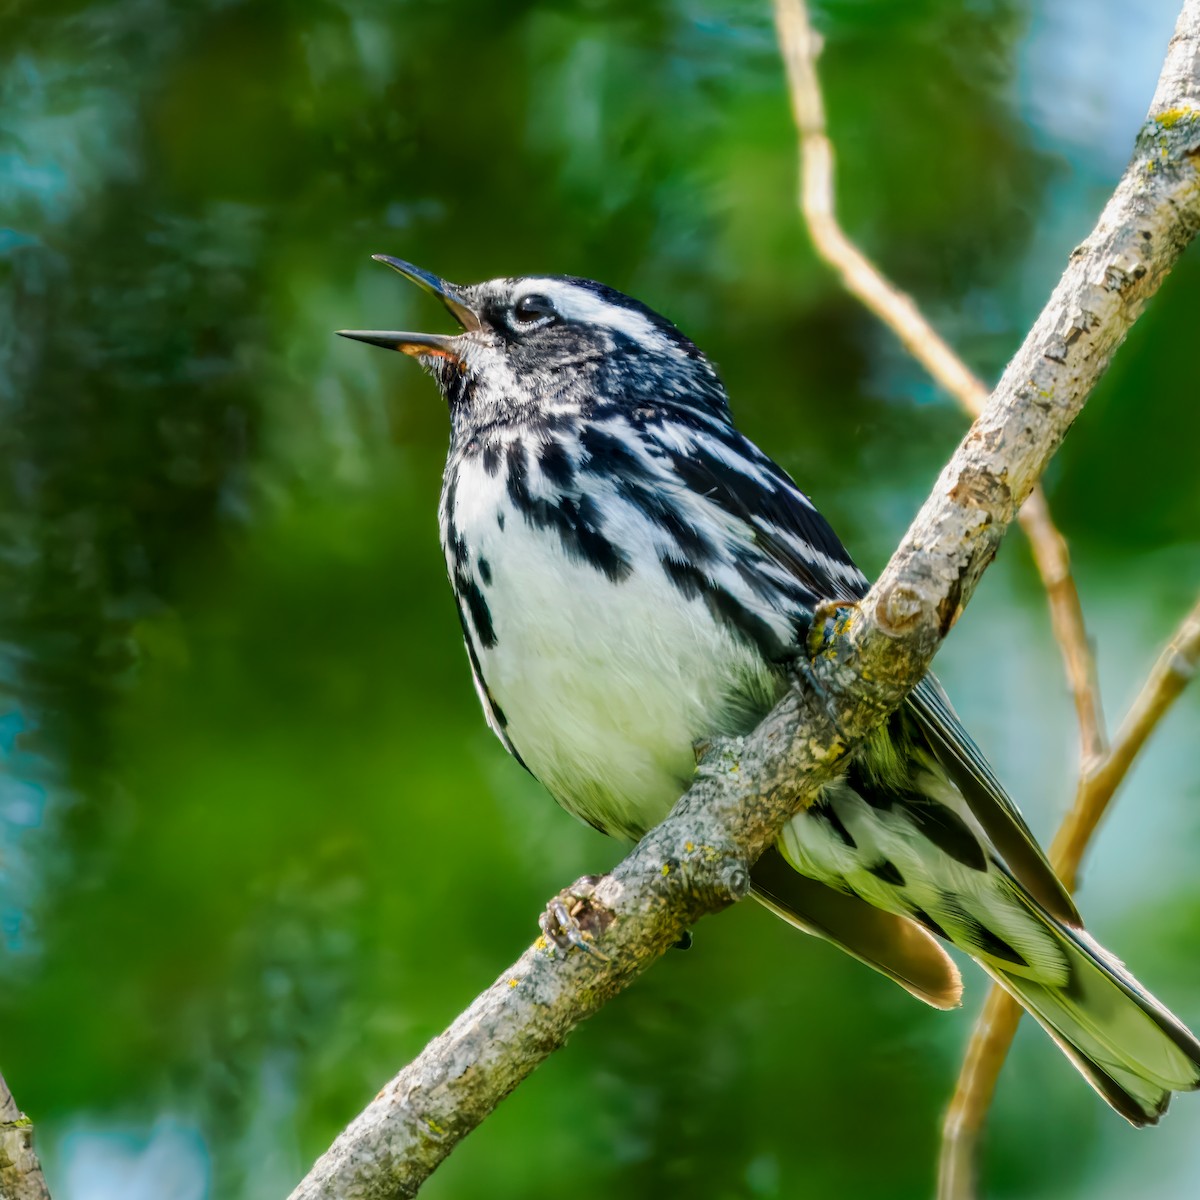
[338,257,730,428]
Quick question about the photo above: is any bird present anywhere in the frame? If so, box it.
[338,255,1200,1124]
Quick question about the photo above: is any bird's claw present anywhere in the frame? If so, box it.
[793,598,860,741]
[539,874,611,961]
[806,598,859,660]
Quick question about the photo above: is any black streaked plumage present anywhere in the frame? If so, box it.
[338,257,1200,1126]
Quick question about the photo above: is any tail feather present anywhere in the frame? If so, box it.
[751,847,963,1010]
[982,913,1200,1125]
[773,731,1200,1123]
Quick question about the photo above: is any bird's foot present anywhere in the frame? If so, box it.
[673,930,694,951]
[790,599,860,740]
[805,598,859,661]
[540,875,611,961]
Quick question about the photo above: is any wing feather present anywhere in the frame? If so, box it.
[906,677,1080,925]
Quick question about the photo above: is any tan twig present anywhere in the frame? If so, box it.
[772,0,1108,763]
[938,593,1200,1200]
[0,1070,51,1200]
[1018,488,1108,761]
[1053,594,1200,886]
[936,985,1020,1200]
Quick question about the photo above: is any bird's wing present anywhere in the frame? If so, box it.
[751,846,963,1009]
[905,677,1080,925]
[658,418,871,605]
[672,425,1079,926]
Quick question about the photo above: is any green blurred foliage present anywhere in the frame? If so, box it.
[2,1,1199,1197]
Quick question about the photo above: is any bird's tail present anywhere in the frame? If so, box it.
[980,891,1200,1124]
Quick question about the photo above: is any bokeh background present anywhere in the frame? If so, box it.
[3,0,1200,1197]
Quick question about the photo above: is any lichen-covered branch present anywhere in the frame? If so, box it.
[288,7,1200,1195]
[938,591,1200,1200]
[0,1071,51,1200]
[772,0,1107,763]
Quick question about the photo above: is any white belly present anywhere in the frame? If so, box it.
[445,454,785,840]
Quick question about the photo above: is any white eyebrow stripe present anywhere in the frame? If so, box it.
[521,279,670,350]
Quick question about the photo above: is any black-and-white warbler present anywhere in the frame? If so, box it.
[339,256,1200,1123]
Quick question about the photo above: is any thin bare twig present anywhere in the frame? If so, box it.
[0,1070,51,1200]
[772,0,1108,763]
[1053,594,1200,885]
[938,593,1200,1200]
[1019,488,1107,762]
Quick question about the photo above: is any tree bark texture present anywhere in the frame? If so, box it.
[0,1074,51,1200]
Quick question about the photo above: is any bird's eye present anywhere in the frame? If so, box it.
[512,294,556,326]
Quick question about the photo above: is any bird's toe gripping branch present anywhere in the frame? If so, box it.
[539,875,613,961]
[789,598,860,741]
[805,597,860,661]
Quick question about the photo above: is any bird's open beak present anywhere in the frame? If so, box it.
[336,256,481,359]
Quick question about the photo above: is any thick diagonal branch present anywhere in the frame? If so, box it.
[288,16,1200,1198]
[0,1072,51,1200]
